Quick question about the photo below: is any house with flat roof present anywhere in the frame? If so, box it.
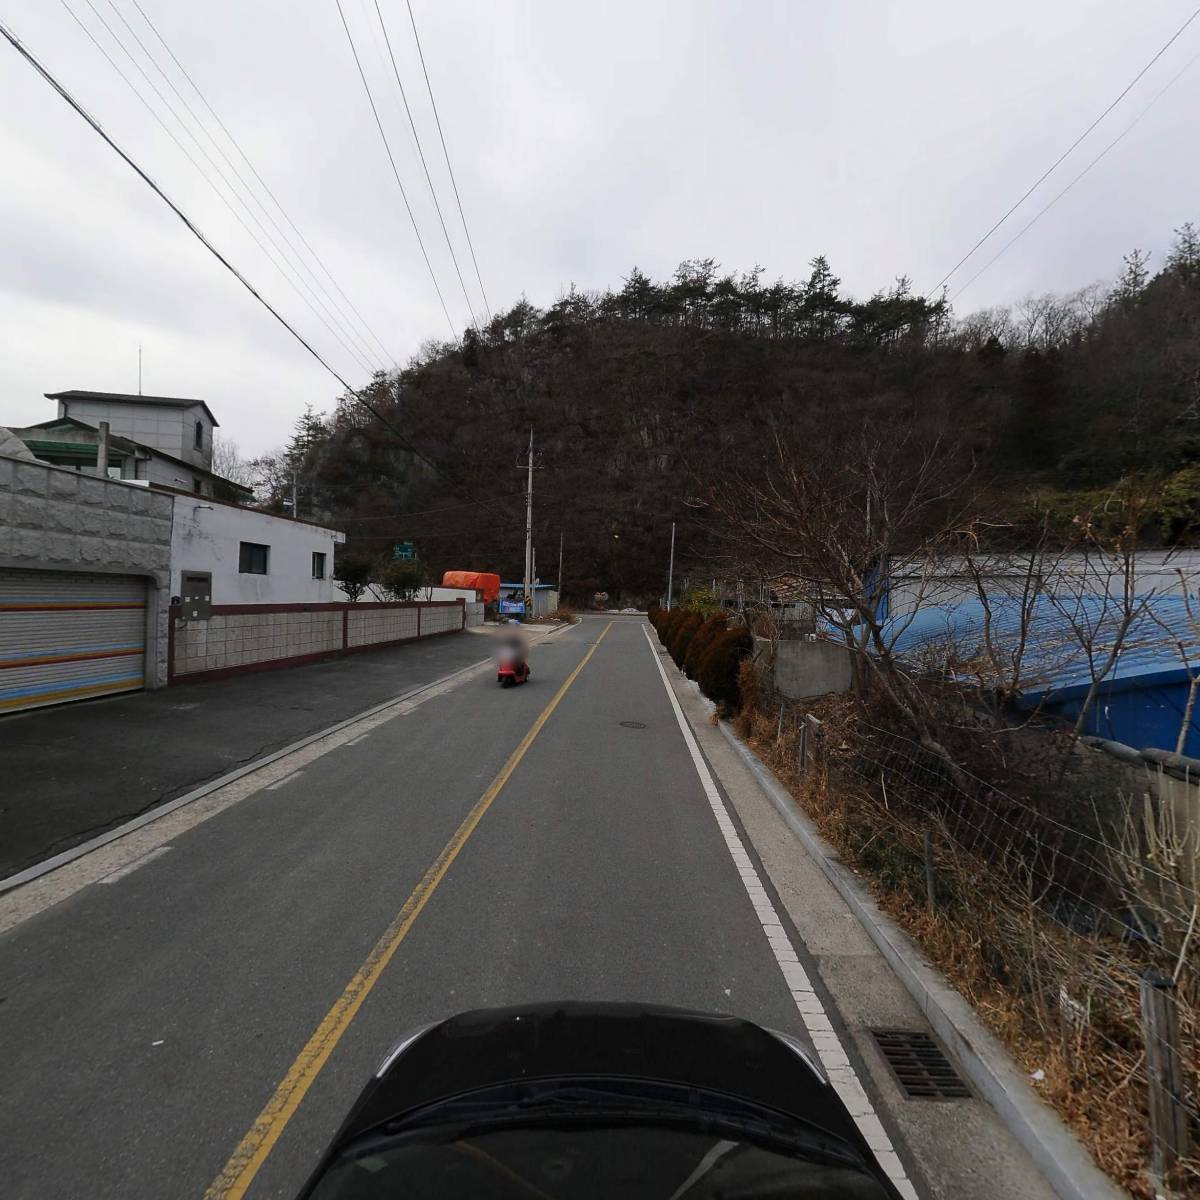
[7,389,249,499]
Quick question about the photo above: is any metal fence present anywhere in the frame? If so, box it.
[766,704,1198,1194]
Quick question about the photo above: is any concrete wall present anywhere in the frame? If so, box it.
[0,450,174,687]
[465,601,484,627]
[170,495,344,604]
[60,397,212,470]
[171,600,465,680]
[774,636,853,701]
[145,455,205,491]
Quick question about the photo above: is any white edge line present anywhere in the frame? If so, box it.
[0,656,492,896]
[98,845,172,884]
[265,770,303,791]
[641,624,919,1199]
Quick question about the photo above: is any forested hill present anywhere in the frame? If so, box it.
[267,226,1200,605]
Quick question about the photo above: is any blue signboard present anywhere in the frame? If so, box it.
[392,541,415,561]
[499,598,525,615]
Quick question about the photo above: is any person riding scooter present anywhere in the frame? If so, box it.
[495,621,530,686]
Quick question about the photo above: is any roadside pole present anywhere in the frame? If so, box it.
[557,531,563,600]
[666,521,676,609]
[523,429,534,614]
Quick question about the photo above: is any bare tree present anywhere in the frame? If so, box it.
[701,400,979,780]
[211,433,254,486]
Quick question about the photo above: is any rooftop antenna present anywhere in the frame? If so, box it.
[138,344,143,395]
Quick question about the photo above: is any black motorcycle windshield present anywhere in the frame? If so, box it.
[306,1123,894,1199]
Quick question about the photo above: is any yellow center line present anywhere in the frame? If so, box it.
[203,621,613,1199]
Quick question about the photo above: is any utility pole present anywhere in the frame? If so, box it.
[666,521,676,609]
[522,429,534,615]
[291,473,298,517]
[137,345,142,395]
[557,531,564,599]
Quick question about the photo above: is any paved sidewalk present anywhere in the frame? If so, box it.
[0,633,492,879]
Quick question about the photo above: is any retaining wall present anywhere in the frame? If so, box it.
[0,450,173,688]
[170,599,465,682]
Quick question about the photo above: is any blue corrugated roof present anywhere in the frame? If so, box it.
[888,592,1200,701]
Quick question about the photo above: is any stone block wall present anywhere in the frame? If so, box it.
[0,451,174,687]
[171,600,465,680]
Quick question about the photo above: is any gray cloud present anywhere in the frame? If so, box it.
[2,0,1198,451]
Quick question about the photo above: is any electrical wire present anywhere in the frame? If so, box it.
[77,0,379,374]
[928,4,1200,298]
[405,0,491,321]
[4,14,510,515]
[951,47,1200,302]
[109,0,389,370]
[127,0,396,366]
[0,17,355,390]
[60,0,378,377]
[329,489,526,518]
[371,0,481,331]
[334,0,459,341]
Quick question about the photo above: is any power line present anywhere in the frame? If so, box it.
[127,0,397,367]
[3,15,506,516]
[116,0,393,369]
[333,489,526,518]
[334,0,459,341]
[371,0,481,331]
[94,0,384,373]
[405,0,491,321]
[101,0,384,371]
[951,48,1200,302]
[76,0,379,374]
[0,17,355,389]
[928,5,1200,298]
[60,0,379,377]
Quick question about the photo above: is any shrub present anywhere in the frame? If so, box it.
[333,552,373,602]
[550,604,576,623]
[374,558,425,600]
[683,612,727,679]
[657,607,684,646]
[678,586,721,617]
[697,626,753,712]
[647,605,664,631]
[668,611,703,668]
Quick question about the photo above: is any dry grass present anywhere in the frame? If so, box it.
[738,697,1199,1198]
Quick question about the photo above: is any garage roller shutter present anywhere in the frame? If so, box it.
[0,569,147,713]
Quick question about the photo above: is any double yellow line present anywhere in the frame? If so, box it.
[204,622,613,1199]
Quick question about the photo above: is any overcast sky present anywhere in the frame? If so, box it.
[2,0,1198,454]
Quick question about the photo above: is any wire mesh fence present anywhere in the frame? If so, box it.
[755,699,1199,1196]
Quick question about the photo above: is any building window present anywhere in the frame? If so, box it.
[239,542,269,574]
[192,476,203,493]
[194,420,204,450]
[312,551,326,580]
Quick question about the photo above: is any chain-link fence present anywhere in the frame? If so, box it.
[751,700,1199,1197]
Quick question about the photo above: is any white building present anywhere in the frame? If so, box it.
[170,493,346,608]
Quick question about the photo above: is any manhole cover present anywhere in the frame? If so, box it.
[869,1030,970,1100]
[619,721,647,729]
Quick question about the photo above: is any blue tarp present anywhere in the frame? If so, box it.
[885,593,1200,754]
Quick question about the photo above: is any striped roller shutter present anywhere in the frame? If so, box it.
[0,569,147,714]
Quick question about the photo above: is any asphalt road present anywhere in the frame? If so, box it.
[0,630,490,878]
[0,617,1054,1199]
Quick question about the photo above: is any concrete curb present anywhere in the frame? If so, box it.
[0,656,492,896]
[716,720,1127,1200]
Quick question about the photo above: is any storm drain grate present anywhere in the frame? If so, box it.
[619,720,647,729]
[869,1030,971,1099]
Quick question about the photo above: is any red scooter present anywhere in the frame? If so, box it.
[496,644,530,687]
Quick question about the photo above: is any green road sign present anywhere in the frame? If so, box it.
[392,541,415,561]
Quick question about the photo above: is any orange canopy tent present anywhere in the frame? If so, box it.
[441,571,501,603]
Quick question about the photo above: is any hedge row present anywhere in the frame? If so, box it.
[647,606,752,712]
